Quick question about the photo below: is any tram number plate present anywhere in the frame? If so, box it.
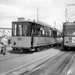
[17,37,22,41]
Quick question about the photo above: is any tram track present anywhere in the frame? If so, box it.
[3,51,64,75]
[20,52,74,75]
[0,49,32,63]
[0,54,26,63]
[26,53,74,75]
[0,47,60,63]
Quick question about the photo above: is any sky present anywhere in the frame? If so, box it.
[0,0,75,30]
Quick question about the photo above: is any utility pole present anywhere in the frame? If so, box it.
[37,8,38,22]
[65,6,68,22]
[65,5,69,22]
[54,21,56,28]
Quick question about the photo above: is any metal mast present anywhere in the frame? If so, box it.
[37,8,39,22]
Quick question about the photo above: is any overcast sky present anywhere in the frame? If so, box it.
[0,0,75,29]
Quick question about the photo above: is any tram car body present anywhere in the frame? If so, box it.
[11,19,62,52]
[54,29,63,46]
[52,28,62,46]
[63,22,75,49]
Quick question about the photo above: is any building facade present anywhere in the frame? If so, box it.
[0,28,12,37]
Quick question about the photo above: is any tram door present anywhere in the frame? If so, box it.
[31,23,35,48]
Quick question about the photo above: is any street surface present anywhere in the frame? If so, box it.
[67,54,75,75]
[25,52,74,75]
[0,46,75,75]
[0,47,61,75]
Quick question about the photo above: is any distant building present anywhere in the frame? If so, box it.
[0,28,12,37]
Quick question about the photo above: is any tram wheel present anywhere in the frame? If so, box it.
[37,48,40,52]
[13,48,16,51]
[51,45,53,47]
[20,49,23,54]
[63,46,67,50]
[3,53,6,55]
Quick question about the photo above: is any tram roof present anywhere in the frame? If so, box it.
[12,20,61,31]
[63,22,75,25]
[12,20,53,29]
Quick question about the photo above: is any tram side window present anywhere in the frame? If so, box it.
[42,27,45,36]
[12,24,17,36]
[44,27,50,37]
[53,30,57,37]
[45,31,48,36]
[49,29,52,37]
[57,31,61,37]
[37,25,42,36]
[37,25,45,37]
[47,29,50,37]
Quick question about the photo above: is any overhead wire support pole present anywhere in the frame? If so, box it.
[65,5,67,22]
[65,5,69,22]
[37,8,38,22]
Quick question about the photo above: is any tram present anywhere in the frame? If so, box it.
[11,18,62,52]
[63,22,75,50]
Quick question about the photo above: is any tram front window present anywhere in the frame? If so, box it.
[18,24,22,36]
[12,22,31,36]
[12,23,17,36]
[23,22,31,36]
[64,25,75,36]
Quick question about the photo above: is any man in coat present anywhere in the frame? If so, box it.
[1,36,8,55]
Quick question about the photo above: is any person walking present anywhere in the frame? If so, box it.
[1,36,8,55]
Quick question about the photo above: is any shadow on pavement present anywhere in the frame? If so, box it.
[8,49,34,54]
[60,47,75,53]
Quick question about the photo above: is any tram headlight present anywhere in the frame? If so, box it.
[13,42,16,45]
[72,40,75,43]
[69,41,72,44]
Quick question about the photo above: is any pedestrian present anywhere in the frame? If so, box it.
[1,36,8,55]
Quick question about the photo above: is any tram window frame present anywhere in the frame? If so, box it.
[41,26,45,36]
[49,28,52,37]
[46,28,50,37]
[17,23,22,36]
[23,22,31,36]
[37,24,42,37]
[37,26,52,37]
[57,31,62,37]
[64,25,75,36]
[53,30,57,37]
[32,23,38,36]
[44,27,50,37]
[12,23,17,36]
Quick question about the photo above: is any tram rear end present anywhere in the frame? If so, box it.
[63,22,75,50]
